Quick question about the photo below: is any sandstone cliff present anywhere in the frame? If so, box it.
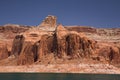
[0,42,9,60]
[0,15,120,67]
[11,16,96,65]
[65,26,120,65]
[0,24,29,60]
[11,25,96,65]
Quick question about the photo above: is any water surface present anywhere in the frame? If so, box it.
[0,73,119,80]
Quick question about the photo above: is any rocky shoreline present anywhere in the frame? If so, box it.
[0,63,119,74]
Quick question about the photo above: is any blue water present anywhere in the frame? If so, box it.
[0,73,119,80]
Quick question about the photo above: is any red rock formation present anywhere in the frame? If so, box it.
[0,42,9,60]
[55,24,96,58]
[38,15,57,28]
[0,25,29,58]
[11,35,25,57]
[37,35,55,59]
[0,24,29,33]
[11,23,96,65]
[97,44,120,64]
[10,15,120,66]
[65,26,97,33]
[17,42,34,65]
[55,24,69,57]
[65,26,120,36]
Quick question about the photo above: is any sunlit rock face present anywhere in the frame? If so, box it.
[38,15,57,28]
[11,15,120,65]
[11,15,96,65]
[37,15,57,32]
[0,42,9,60]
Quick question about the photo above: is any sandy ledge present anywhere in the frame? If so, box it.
[0,63,120,74]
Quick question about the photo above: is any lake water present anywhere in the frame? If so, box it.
[0,73,119,80]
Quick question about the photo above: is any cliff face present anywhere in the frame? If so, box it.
[0,15,120,66]
[65,26,120,65]
[95,42,120,64]
[56,24,96,58]
[0,24,29,40]
[11,24,96,65]
[0,42,9,60]
[65,26,120,42]
[10,16,97,65]
[0,24,29,60]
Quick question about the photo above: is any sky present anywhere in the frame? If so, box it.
[0,0,120,28]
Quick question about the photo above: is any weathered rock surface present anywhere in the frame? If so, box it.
[65,26,97,33]
[0,24,30,59]
[65,26,120,42]
[17,42,34,65]
[0,42,9,60]
[38,15,57,28]
[96,43,120,64]
[0,15,120,68]
[0,63,120,74]
[65,26,120,65]
[11,21,96,65]
[65,26,120,36]
[56,24,96,58]
[11,35,25,57]
[0,24,29,34]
